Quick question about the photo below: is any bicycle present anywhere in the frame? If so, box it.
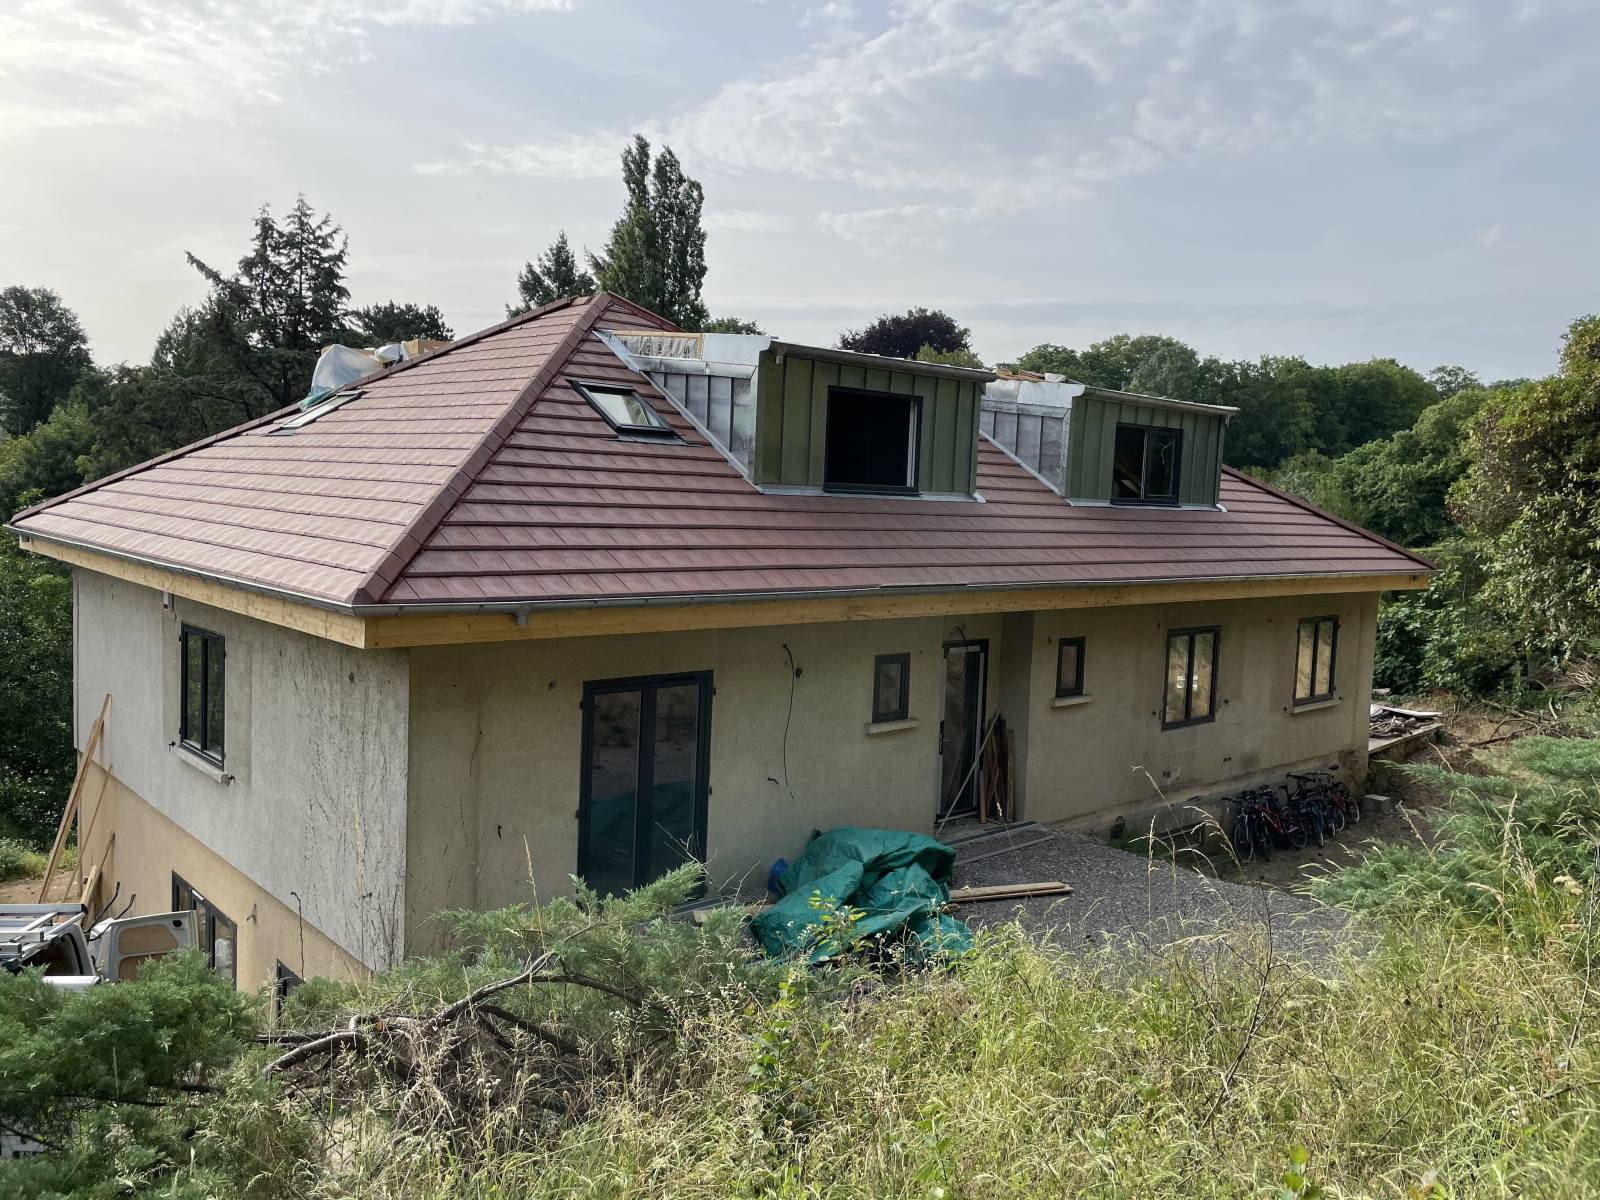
[1227,793,1274,862]
[1287,769,1359,835]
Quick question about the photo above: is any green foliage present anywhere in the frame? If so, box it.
[0,532,72,845]
[698,315,765,335]
[1373,541,1522,695]
[590,136,708,329]
[0,286,93,438]
[1452,315,1600,644]
[839,307,971,360]
[0,398,95,522]
[510,230,595,315]
[914,343,985,369]
[346,301,453,344]
[0,836,46,881]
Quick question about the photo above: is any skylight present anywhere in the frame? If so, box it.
[576,382,676,438]
[269,389,364,435]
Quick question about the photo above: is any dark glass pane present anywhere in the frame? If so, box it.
[648,683,702,879]
[1313,620,1335,697]
[183,634,203,743]
[585,690,642,897]
[1190,632,1215,719]
[1113,427,1145,499]
[589,387,666,429]
[1164,635,1189,723]
[1056,641,1081,695]
[204,636,225,756]
[211,911,236,983]
[874,657,905,719]
[826,391,915,491]
[1295,621,1316,700]
[1146,431,1179,500]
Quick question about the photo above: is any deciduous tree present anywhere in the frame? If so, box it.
[589,136,708,329]
[838,308,970,360]
[0,286,93,437]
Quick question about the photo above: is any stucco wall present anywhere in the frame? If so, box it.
[404,594,1371,947]
[1020,592,1377,832]
[73,570,410,970]
[405,613,1008,951]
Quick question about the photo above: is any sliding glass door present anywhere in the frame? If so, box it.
[579,672,712,896]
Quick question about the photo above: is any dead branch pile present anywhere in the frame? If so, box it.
[257,950,653,1139]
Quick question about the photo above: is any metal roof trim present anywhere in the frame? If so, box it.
[765,341,997,382]
[1079,385,1240,418]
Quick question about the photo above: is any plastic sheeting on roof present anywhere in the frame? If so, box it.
[302,337,451,408]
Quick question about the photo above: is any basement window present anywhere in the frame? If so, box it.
[824,387,919,494]
[1163,626,1218,729]
[1294,616,1339,705]
[172,874,236,986]
[575,381,676,438]
[872,653,911,723]
[179,625,225,766]
[1113,424,1182,504]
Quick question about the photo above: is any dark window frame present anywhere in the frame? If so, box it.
[1112,422,1184,506]
[179,625,225,766]
[577,670,714,896]
[822,385,923,496]
[171,873,237,986]
[573,380,678,439]
[274,960,304,1015]
[1162,625,1220,730]
[871,652,912,723]
[1294,615,1340,705]
[1054,637,1086,699]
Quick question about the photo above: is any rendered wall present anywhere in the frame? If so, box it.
[72,570,411,972]
[405,612,1007,952]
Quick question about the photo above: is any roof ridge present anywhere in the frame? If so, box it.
[348,295,628,604]
[7,293,598,528]
[1219,465,1436,571]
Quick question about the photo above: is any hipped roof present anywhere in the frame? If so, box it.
[10,292,1432,613]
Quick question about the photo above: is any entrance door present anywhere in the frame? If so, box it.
[579,672,712,896]
[938,641,987,817]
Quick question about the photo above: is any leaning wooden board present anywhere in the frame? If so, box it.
[947,881,1071,904]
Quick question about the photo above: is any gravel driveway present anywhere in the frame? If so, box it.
[949,826,1356,968]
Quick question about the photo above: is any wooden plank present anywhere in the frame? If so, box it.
[23,539,370,648]
[949,881,1072,903]
[363,572,1431,647]
[39,693,110,903]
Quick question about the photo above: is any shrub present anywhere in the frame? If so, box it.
[0,836,45,881]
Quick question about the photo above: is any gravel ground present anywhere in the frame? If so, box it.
[949,827,1357,969]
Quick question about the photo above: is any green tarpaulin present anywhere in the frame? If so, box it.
[751,827,973,962]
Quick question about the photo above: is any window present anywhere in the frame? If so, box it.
[1112,424,1182,504]
[179,626,225,765]
[274,960,303,1016]
[1054,637,1085,698]
[1163,626,1219,728]
[575,381,675,437]
[824,387,919,493]
[872,653,911,723]
[171,874,237,985]
[1294,616,1339,704]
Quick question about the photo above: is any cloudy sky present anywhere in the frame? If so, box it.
[1,0,1594,379]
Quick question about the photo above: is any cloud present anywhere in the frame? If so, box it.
[705,208,796,233]
[0,0,571,137]
[1477,222,1506,247]
[425,0,1584,217]
[815,204,968,254]
[414,134,618,179]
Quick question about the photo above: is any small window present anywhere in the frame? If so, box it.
[1055,637,1085,698]
[274,960,304,1016]
[1163,626,1219,729]
[872,653,911,723]
[172,874,237,986]
[575,381,675,437]
[1113,424,1182,504]
[179,626,225,766]
[1294,616,1339,704]
[825,387,919,494]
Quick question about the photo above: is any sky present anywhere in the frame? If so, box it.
[1,0,1595,381]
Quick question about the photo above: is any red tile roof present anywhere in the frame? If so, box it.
[11,292,1431,612]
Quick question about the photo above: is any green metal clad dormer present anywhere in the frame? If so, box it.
[752,345,994,495]
[1066,388,1232,507]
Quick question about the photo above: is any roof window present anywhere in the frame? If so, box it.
[269,389,364,435]
[576,382,676,438]
[824,387,919,494]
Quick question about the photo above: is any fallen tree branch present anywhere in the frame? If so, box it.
[265,1029,369,1074]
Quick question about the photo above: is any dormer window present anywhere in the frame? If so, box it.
[1113,424,1182,505]
[576,382,676,439]
[824,387,919,494]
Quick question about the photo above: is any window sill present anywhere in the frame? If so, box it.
[1051,694,1093,709]
[865,717,920,736]
[1290,698,1341,715]
[169,743,233,785]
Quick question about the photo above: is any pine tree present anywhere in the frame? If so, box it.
[510,231,595,315]
[348,302,454,344]
[589,136,708,329]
